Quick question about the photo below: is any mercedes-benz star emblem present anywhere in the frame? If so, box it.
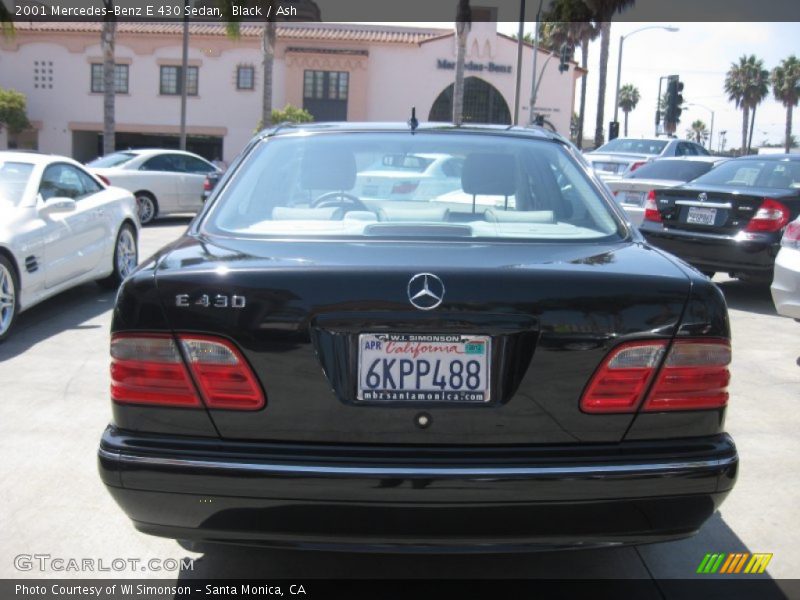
[698,193,708,202]
[407,273,445,311]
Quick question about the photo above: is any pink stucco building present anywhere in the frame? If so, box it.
[0,21,584,162]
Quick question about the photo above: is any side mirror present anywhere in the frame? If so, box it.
[39,197,77,215]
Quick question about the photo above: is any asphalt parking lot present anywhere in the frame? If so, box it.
[1,218,798,592]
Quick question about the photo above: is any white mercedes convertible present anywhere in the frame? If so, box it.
[0,152,139,342]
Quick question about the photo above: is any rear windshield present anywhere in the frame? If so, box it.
[596,139,668,155]
[0,161,34,206]
[87,152,136,168]
[626,159,717,182]
[204,132,623,242]
[691,159,800,189]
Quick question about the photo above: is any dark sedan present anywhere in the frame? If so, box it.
[641,155,800,281]
[99,123,737,552]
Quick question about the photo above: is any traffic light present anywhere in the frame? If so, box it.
[665,76,684,124]
[558,43,570,73]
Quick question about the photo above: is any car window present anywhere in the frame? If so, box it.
[182,155,215,174]
[87,152,137,168]
[691,159,800,189]
[77,168,103,195]
[0,160,35,206]
[676,143,695,157]
[595,139,668,155]
[205,132,623,242]
[440,157,464,178]
[39,164,91,200]
[694,144,710,156]
[625,160,715,182]
[140,154,181,172]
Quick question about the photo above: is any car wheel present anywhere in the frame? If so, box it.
[98,224,138,289]
[135,193,158,225]
[0,255,19,343]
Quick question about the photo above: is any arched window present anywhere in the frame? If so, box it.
[428,77,511,125]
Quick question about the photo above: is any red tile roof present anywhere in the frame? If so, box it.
[11,21,450,45]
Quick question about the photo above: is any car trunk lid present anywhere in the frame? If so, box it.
[152,236,692,445]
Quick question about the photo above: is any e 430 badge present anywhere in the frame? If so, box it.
[175,294,246,308]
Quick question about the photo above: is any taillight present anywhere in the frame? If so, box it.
[745,198,790,233]
[110,333,265,410]
[643,340,731,411]
[97,175,111,186]
[644,190,662,222]
[179,335,264,410]
[629,161,647,172]
[781,219,800,248]
[110,334,201,407]
[203,178,213,191]
[581,341,667,413]
[581,338,731,413]
[391,181,420,195]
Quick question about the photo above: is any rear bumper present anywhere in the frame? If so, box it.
[771,247,800,319]
[99,426,737,551]
[641,225,779,277]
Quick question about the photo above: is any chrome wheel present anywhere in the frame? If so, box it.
[0,262,16,337]
[136,195,156,224]
[116,227,138,279]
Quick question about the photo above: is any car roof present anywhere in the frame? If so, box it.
[651,156,724,163]
[257,121,561,142]
[122,148,208,158]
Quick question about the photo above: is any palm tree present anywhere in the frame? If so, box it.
[617,83,639,136]
[771,55,800,153]
[101,2,116,155]
[686,119,709,144]
[725,55,769,154]
[219,1,277,129]
[541,0,599,149]
[453,0,471,125]
[583,0,635,148]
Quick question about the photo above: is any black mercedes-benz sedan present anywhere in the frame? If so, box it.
[99,123,737,552]
[640,154,800,281]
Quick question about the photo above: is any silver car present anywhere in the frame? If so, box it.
[605,156,727,226]
[771,216,800,320]
[587,138,710,181]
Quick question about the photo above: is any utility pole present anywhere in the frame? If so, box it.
[512,0,526,125]
[528,0,544,125]
[179,0,193,150]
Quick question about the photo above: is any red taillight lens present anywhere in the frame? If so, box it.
[203,178,212,191]
[629,161,647,172]
[110,333,265,410]
[179,335,265,410]
[643,340,731,411]
[581,341,667,413]
[745,198,790,233]
[97,175,111,186]
[581,338,731,414]
[644,190,662,222]
[110,334,201,407]
[781,219,800,248]
[391,181,420,195]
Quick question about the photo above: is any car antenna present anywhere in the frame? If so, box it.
[408,107,418,132]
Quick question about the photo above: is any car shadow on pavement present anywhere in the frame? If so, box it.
[172,513,788,598]
[715,279,779,317]
[0,282,114,360]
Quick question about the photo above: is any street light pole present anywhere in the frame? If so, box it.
[686,102,715,152]
[528,0,544,125]
[513,0,526,125]
[613,25,679,132]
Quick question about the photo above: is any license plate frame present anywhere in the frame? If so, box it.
[686,206,717,226]
[622,191,645,206]
[356,333,491,403]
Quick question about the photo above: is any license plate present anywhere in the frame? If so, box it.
[596,162,620,173]
[357,333,491,403]
[622,192,645,206]
[686,206,717,225]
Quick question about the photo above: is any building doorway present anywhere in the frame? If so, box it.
[428,77,511,125]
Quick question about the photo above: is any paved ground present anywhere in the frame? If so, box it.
[0,218,797,592]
